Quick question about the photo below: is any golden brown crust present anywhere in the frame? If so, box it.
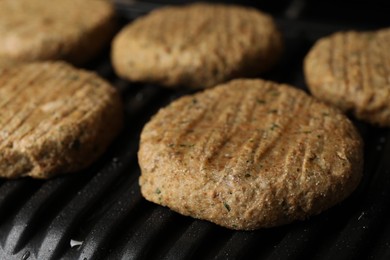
[138,79,363,230]
[112,3,283,89]
[0,61,123,179]
[304,28,390,126]
[0,0,116,65]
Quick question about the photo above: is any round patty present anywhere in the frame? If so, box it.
[304,28,390,126]
[0,0,116,65]
[0,61,123,179]
[138,79,363,230]
[112,3,282,89]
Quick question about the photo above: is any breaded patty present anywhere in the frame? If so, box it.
[112,3,283,89]
[0,0,116,65]
[138,79,363,230]
[0,61,123,179]
[305,28,390,126]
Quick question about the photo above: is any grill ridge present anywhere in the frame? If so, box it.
[4,178,76,254]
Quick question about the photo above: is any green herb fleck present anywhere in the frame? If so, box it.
[268,109,278,114]
[68,74,79,81]
[179,143,195,148]
[59,125,66,132]
[168,143,174,147]
[223,202,231,212]
[245,173,251,178]
[192,98,198,104]
[366,33,375,41]
[270,123,279,131]
[269,90,280,97]
[322,112,330,117]
[301,130,312,134]
[256,99,266,104]
[155,188,161,194]
[89,79,101,87]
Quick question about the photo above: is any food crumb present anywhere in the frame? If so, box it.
[223,202,231,212]
[357,211,365,221]
[70,239,83,248]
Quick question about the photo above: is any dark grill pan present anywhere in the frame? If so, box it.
[1,0,390,259]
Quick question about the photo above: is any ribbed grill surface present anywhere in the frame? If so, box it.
[1,0,390,259]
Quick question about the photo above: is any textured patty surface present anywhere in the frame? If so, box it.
[138,79,363,230]
[0,0,116,65]
[112,3,282,89]
[305,28,390,126]
[0,62,123,179]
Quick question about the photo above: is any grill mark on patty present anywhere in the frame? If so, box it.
[0,90,55,146]
[0,61,123,178]
[378,31,390,86]
[16,85,95,148]
[196,84,284,174]
[359,39,370,108]
[112,3,282,89]
[329,34,336,81]
[279,98,317,209]
[212,88,258,173]
[0,66,46,122]
[174,96,218,146]
[24,75,115,149]
[0,65,82,146]
[305,28,390,126]
[187,94,234,165]
[1,64,69,114]
[248,87,297,167]
[139,79,363,229]
[342,34,354,106]
[198,109,240,166]
[250,98,291,179]
[342,32,349,100]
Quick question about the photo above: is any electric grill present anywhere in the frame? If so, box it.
[1,0,390,259]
